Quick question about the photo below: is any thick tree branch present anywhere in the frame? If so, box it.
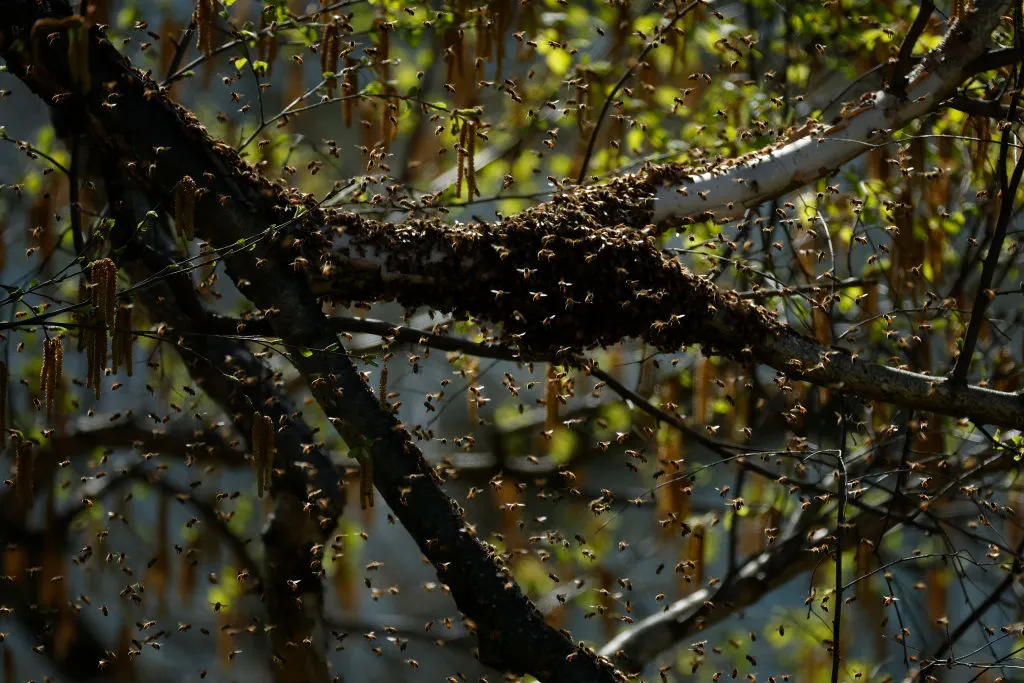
[302,213,1024,426]
[887,0,935,98]
[3,0,1022,436]
[598,493,908,672]
[948,94,1024,121]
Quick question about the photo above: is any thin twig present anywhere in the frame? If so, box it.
[915,538,1024,678]
[948,94,1024,121]
[163,20,196,83]
[888,0,934,97]
[831,403,848,683]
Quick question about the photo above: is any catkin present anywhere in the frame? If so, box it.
[545,364,559,432]
[111,304,133,377]
[68,18,90,92]
[456,121,469,198]
[196,0,216,57]
[320,19,340,97]
[253,412,266,497]
[359,453,374,510]
[378,365,388,410]
[86,320,106,400]
[40,337,63,418]
[89,258,117,328]
[466,121,477,198]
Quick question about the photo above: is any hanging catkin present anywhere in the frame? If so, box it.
[359,454,374,510]
[111,304,134,377]
[85,317,106,400]
[195,0,216,57]
[378,365,388,410]
[544,364,559,432]
[455,120,478,199]
[320,19,340,97]
[456,121,468,198]
[40,336,63,418]
[89,258,117,328]
[68,18,90,92]
[466,121,477,198]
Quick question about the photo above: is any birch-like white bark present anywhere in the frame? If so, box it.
[648,0,1012,224]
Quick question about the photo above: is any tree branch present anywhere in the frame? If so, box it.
[645,0,1011,223]
[598,498,904,672]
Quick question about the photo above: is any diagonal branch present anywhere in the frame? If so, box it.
[598,488,906,673]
